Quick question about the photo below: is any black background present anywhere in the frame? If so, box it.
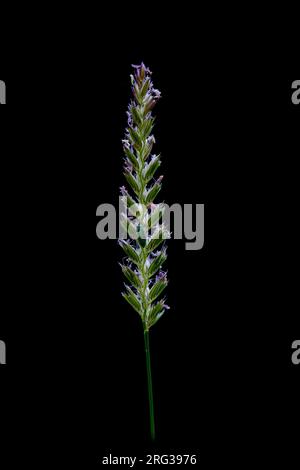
[1,18,299,468]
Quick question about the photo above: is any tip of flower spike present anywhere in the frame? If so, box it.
[131,62,151,74]
[131,63,152,84]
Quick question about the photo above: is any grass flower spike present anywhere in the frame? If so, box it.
[119,63,169,441]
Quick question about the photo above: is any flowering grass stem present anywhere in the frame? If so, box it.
[120,63,169,441]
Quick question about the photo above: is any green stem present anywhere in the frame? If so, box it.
[144,329,155,441]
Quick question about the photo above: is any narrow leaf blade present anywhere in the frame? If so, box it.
[124,172,140,196]
[145,182,161,204]
[119,241,140,265]
[149,278,168,303]
[122,286,142,316]
[144,156,161,183]
[148,250,167,278]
